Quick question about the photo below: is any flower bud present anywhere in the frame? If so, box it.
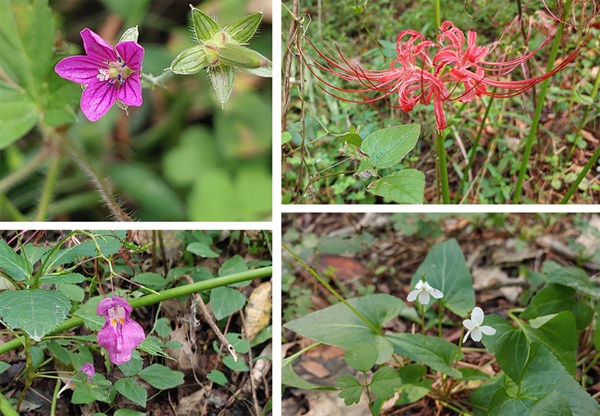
[215,43,270,70]
[170,45,209,75]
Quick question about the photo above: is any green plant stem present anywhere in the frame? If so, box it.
[512,0,572,203]
[141,70,174,88]
[0,145,52,195]
[0,391,18,416]
[453,96,495,203]
[437,303,443,338]
[50,378,60,416]
[17,334,35,412]
[434,0,441,28]
[0,266,272,356]
[418,302,425,335]
[560,145,600,203]
[282,242,381,334]
[569,68,600,158]
[436,129,450,203]
[35,152,61,221]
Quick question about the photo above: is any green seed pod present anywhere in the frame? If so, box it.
[190,6,218,42]
[170,45,208,75]
[215,43,269,70]
[226,11,262,44]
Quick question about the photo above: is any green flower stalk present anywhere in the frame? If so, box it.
[170,6,272,106]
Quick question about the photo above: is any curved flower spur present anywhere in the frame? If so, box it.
[54,28,144,122]
[301,7,587,131]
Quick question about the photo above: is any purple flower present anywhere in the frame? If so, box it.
[55,28,144,122]
[79,362,95,382]
[97,296,145,365]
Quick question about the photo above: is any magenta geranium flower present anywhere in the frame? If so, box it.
[97,296,145,364]
[79,362,95,382]
[55,28,144,122]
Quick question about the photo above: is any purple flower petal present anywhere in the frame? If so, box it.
[117,72,142,106]
[55,55,103,84]
[80,28,117,62]
[116,41,144,71]
[79,362,95,382]
[80,81,118,122]
[97,295,133,316]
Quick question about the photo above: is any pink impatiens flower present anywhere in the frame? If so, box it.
[97,296,145,365]
[79,362,95,382]
[55,28,144,122]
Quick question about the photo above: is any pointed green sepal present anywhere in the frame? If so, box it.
[208,65,235,106]
[215,43,269,70]
[119,26,139,43]
[226,11,262,43]
[170,45,209,75]
[191,6,219,42]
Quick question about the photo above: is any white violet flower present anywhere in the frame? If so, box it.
[463,307,496,343]
[407,280,443,305]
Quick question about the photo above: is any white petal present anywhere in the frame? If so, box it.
[415,280,426,290]
[418,291,430,305]
[430,288,444,299]
[471,307,484,325]
[463,330,471,343]
[407,290,419,302]
[421,281,432,291]
[463,319,476,330]
[480,325,496,336]
[471,328,483,342]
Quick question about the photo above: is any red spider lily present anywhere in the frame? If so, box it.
[303,16,583,130]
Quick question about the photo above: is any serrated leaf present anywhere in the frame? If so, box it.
[0,289,71,341]
[186,242,219,258]
[115,377,147,407]
[138,337,174,360]
[0,239,31,281]
[138,364,184,390]
[210,286,246,320]
[336,374,363,405]
[386,333,462,378]
[411,238,475,316]
[284,294,403,364]
[361,125,420,169]
[367,169,425,204]
[190,7,219,42]
[58,283,85,302]
[0,81,38,149]
[370,366,402,400]
[227,11,262,43]
[40,273,87,284]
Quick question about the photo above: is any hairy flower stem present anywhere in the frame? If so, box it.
[436,130,450,203]
[513,0,573,203]
[0,267,272,356]
[560,146,600,203]
[0,144,52,195]
[141,70,174,89]
[283,242,381,334]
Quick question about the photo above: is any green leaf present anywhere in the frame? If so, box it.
[530,391,572,416]
[0,82,38,149]
[73,296,104,332]
[0,289,71,341]
[370,366,402,400]
[154,317,172,338]
[119,26,139,43]
[207,369,228,386]
[284,294,403,364]
[0,239,31,281]
[411,238,475,316]
[133,272,167,291]
[71,373,114,404]
[191,7,219,42]
[458,368,490,381]
[138,337,174,360]
[46,340,71,365]
[115,377,147,407]
[282,354,322,390]
[186,242,219,258]
[170,45,208,75]
[336,374,363,405]
[0,361,10,375]
[58,283,85,303]
[113,410,146,416]
[208,64,235,106]
[385,333,462,378]
[487,343,599,415]
[344,343,379,372]
[227,11,262,43]
[482,315,529,383]
[594,302,600,351]
[361,125,420,169]
[0,0,53,97]
[367,169,425,203]
[545,267,600,297]
[210,286,246,320]
[43,71,80,127]
[218,255,248,276]
[138,364,184,390]
[40,273,87,284]
[395,364,432,406]
[521,284,593,330]
[117,351,143,376]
